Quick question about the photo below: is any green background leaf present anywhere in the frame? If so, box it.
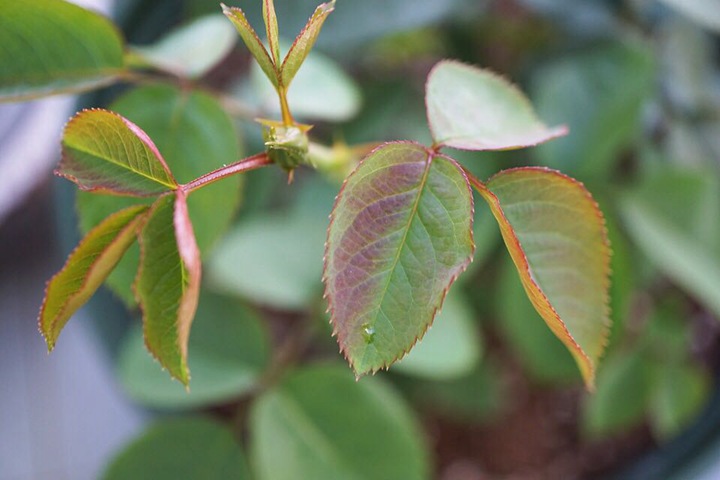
[0,0,125,101]
[619,169,720,317]
[395,289,482,380]
[102,417,251,480]
[119,292,269,409]
[426,60,566,151]
[77,85,242,306]
[250,364,430,480]
[131,14,236,78]
[208,210,327,310]
[325,142,474,375]
[532,42,655,178]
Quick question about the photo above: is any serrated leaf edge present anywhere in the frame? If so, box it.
[322,140,476,377]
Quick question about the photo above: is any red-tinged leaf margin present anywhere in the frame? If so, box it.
[280,0,336,87]
[135,192,201,385]
[39,204,149,350]
[468,166,611,389]
[58,108,177,196]
[323,141,476,376]
[221,3,280,88]
[173,189,202,372]
[263,0,281,64]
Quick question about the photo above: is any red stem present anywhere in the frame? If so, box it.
[181,153,272,193]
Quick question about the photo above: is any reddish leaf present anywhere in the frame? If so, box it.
[59,109,177,196]
[324,142,475,376]
[472,167,611,388]
[135,192,201,385]
[39,205,148,350]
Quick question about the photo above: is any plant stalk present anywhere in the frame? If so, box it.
[181,153,272,193]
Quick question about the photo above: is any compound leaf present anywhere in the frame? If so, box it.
[222,3,279,88]
[325,141,474,376]
[474,167,611,389]
[39,205,148,350]
[426,60,566,151]
[136,192,201,385]
[0,0,125,102]
[281,0,336,87]
[59,109,177,196]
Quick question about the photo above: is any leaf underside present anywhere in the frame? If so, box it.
[59,109,177,196]
[0,0,125,102]
[136,193,201,385]
[475,167,611,388]
[39,204,148,349]
[426,60,566,151]
[324,141,475,376]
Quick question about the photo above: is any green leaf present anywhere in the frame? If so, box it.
[582,351,651,438]
[474,167,611,389]
[280,0,336,87]
[532,42,655,178]
[222,3,279,88]
[39,205,147,350]
[136,193,201,385]
[649,363,710,441]
[76,85,242,306]
[102,417,251,480]
[263,0,281,64]
[250,364,430,480]
[324,142,474,376]
[245,46,361,122]
[395,289,482,380]
[0,0,125,102]
[208,211,327,310]
[119,292,269,409]
[497,257,580,384]
[59,109,177,196]
[659,0,720,32]
[426,60,567,151]
[619,169,720,317]
[131,14,236,78]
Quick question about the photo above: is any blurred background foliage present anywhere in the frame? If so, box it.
[72,0,720,478]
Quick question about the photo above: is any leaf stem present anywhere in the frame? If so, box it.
[181,153,272,193]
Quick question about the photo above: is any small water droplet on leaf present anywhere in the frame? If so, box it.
[361,323,375,344]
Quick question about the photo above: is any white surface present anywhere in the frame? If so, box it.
[0,252,146,480]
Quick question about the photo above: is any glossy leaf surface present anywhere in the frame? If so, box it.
[475,167,611,388]
[426,60,566,151]
[250,364,429,480]
[40,205,147,350]
[136,193,201,385]
[222,4,279,88]
[325,142,474,375]
[60,109,176,196]
[119,292,269,409]
[281,0,336,87]
[0,0,124,102]
[132,14,236,78]
[76,85,242,306]
[103,417,251,480]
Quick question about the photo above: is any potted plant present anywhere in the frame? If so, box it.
[2,0,719,478]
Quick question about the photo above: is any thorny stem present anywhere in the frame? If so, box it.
[181,153,272,193]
